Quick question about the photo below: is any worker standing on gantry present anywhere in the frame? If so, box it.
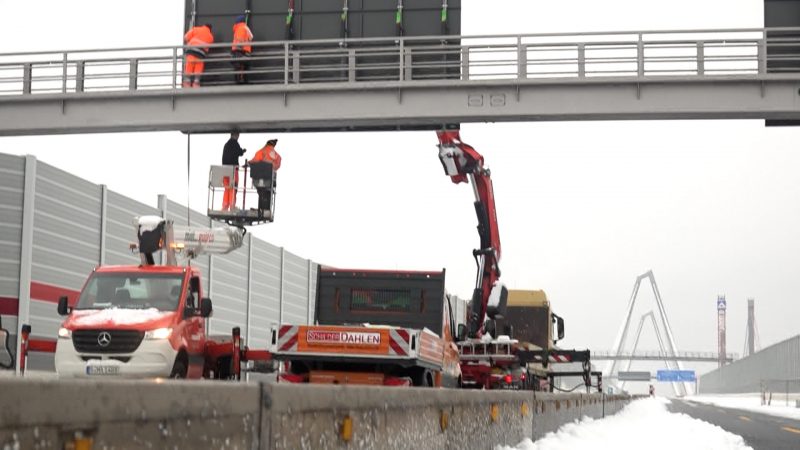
[231,15,254,84]
[183,23,214,88]
[248,139,281,215]
[221,131,246,211]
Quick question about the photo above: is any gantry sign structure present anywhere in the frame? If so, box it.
[3,26,800,135]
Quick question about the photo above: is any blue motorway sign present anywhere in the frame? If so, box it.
[656,370,696,382]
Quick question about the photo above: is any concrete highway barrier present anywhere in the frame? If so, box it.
[0,377,634,449]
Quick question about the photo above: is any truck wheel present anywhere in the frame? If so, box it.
[170,353,188,379]
[412,369,434,387]
[216,356,232,380]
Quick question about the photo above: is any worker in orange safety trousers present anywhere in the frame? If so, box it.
[221,132,246,211]
[183,23,214,88]
[231,15,253,84]
[248,139,281,214]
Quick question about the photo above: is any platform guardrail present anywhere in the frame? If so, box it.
[2,27,799,97]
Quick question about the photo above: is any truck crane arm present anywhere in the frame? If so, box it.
[133,215,245,266]
[436,130,507,338]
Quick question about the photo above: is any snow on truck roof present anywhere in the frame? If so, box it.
[93,265,193,274]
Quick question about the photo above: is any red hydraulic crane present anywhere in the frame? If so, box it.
[436,130,507,338]
[437,131,599,391]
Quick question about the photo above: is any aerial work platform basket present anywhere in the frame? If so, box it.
[207,162,276,227]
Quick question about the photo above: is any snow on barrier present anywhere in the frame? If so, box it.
[0,378,634,449]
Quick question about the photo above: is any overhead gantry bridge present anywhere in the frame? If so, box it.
[1,27,800,136]
[592,350,738,363]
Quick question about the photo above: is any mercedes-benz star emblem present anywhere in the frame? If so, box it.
[97,331,112,347]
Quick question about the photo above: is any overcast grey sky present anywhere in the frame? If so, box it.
[1,0,797,379]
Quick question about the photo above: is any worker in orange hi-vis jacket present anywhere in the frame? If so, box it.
[183,24,214,88]
[248,139,281,214]
[231,15,254,84]
[249,139,282,169]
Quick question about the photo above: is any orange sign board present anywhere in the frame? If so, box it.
[296,326,392,355]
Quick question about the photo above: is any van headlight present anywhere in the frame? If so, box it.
[58,327,71,339]
[144,328,172,340]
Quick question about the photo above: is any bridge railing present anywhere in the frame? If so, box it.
[1,27,799,97]
[592,350,739,361]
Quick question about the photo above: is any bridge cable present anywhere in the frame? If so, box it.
[187,132,191,227]
[186,133,192,268]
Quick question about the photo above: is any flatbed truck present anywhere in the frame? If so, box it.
[270,268,461,387]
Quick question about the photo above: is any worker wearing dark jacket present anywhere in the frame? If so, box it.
[231,15,254,84]
[222,132,246,165]
[183,24,214,88]
[222,132,245,210]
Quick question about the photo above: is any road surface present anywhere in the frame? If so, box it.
[668,398,800,450]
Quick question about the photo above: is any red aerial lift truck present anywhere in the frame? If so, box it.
[51,216,269,379]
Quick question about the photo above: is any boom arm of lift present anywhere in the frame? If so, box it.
[436,130,507,338]
[133,215,245,266]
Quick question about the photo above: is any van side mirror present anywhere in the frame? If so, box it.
[456,324,467,342]
[57,296,71,316]
[200,298,212,318]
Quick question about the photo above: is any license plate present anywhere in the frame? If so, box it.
[86,364,120,375]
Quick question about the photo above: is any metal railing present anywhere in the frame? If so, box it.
[2,27,800,97]
[593,350,739,361]
[761,379,800,406]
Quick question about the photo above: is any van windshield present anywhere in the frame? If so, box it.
[75,273,184,312]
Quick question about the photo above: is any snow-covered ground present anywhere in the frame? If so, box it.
[688,393,800,421]
[496,397,752,450]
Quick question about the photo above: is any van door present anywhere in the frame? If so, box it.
[184,275,206,377]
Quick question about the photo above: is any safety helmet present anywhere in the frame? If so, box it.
[267,139,278,145]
